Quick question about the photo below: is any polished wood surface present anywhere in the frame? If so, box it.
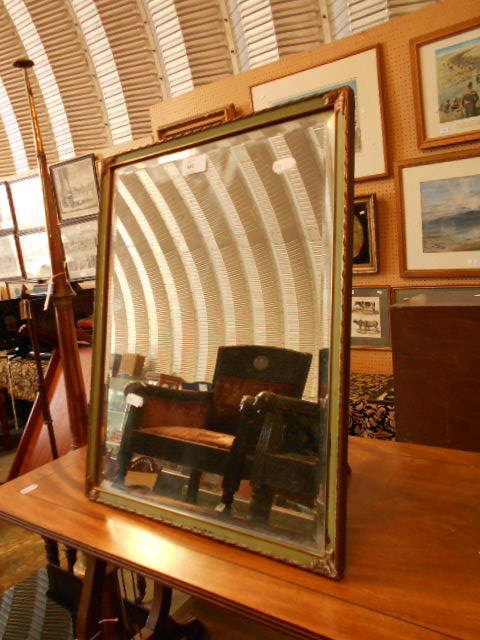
[0,438,478,639]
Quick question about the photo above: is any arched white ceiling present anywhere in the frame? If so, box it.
[0,0,438,178]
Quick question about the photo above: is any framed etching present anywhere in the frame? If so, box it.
[250,46,387,181]
[396,149,480,277]
[351,287,390,349]
[353,194,378,274]
[87,91,355,578]
[60,218,98,281]
[51,154,100,221]
[410,17,480,148]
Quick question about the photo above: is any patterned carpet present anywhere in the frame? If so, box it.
[0,570,74,640]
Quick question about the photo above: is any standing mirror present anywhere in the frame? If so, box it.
[87,90,354,578]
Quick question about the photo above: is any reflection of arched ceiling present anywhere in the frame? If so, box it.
[108,110,336,398]
[0,0,438,178]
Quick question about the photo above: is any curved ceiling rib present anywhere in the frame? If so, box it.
[0,78,28,174]
[113,254,137,352]
[70,0,132,145]
[4,0,74,160]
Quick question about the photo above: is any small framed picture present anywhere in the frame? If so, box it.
[250,46,387,181]
[51,154,100,221]
[351,287,390,349]
[396,149,480,277]
[60,218,98,281]
[410,17,480,148]
[391,285,480,305]
[353,194,378,274]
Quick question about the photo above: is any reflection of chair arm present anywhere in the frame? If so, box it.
[123,381,213,429]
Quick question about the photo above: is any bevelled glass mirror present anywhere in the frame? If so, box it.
[87,90,354,578]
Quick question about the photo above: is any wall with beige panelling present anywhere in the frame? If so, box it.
[150,0,480,374]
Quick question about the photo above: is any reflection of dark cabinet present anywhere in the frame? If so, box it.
[391,292,480,452]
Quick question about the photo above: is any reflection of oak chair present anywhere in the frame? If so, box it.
[223,391,325,521]
[116,345,312,505]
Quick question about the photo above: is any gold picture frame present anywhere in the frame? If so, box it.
[353,194,378,274]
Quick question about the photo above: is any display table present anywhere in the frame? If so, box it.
[0,438,478,639]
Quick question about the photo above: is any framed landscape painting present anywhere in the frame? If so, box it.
[250,46,387,180]
[351,287,390,349]
[411,17,480,148]
[396,150,480,277]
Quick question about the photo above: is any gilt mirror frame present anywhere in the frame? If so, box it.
[87,90,354,579]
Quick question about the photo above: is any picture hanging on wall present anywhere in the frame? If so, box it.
[396,149,480,277]
[391,285,480,305]
[50,154,100,221]
[353,194,378,273]
[351,287,390,349]
[249,46,387,181]
[410,17,480,148]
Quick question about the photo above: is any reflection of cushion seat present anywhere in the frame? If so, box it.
[116,345,312,506]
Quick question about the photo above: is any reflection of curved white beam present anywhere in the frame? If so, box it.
[138,170,208,379]
[116,217,158,363]
[232,145,299,349]
[206,161,266,344]
[114,255,136,352]
[163,163,236,346]
[0,79,28,173]
[116,179,182,375]
[4,0,74,160]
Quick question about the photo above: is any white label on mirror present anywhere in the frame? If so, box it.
[126,393,144,407]
[182,154,208,176]
[20,484,38,495]
[272,157,297,174]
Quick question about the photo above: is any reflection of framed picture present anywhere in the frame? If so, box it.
[0,183,14,231]
[396,149,480,277]
[353,194,378,273]
[51,154,100,221]
[351,287,390,349]
[249,46,387,181]
[392,285,480,305]
[60,218,98,281]
[410,17,480,148]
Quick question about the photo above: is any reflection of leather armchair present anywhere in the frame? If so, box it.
[223,390,325,522]
[115,345,312,505]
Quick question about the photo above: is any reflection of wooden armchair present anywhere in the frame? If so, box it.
[115,345,312,505]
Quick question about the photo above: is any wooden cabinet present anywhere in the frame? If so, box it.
[391,291,480,452]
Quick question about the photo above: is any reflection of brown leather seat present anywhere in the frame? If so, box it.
[116,345,312,505]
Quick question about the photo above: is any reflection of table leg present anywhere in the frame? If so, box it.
[133,580,203,640]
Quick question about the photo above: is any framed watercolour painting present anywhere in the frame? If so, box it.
[410,18,480,148]
[351,287,390,349]
[353,194,378,273]
[51,154,100,221]
[249,47,387,181]
[396,149,480,277]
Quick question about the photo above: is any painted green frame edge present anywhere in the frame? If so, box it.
[87,90,355,578]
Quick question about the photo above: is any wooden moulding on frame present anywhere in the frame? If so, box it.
[410,17,480,149]
[50,153,100,222]
[391,285,480,306]
[395,148,480,277]
[351,287,390,350]
[353,194,378,274]
[249,45,387,181]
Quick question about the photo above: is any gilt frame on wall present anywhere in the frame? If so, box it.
[249,46,387,181]
[352,194,378,274]
[396,149,480,277]
[351,287,390,350]
[410,17,480,149]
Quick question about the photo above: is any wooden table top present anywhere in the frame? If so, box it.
[0,437,478,640]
